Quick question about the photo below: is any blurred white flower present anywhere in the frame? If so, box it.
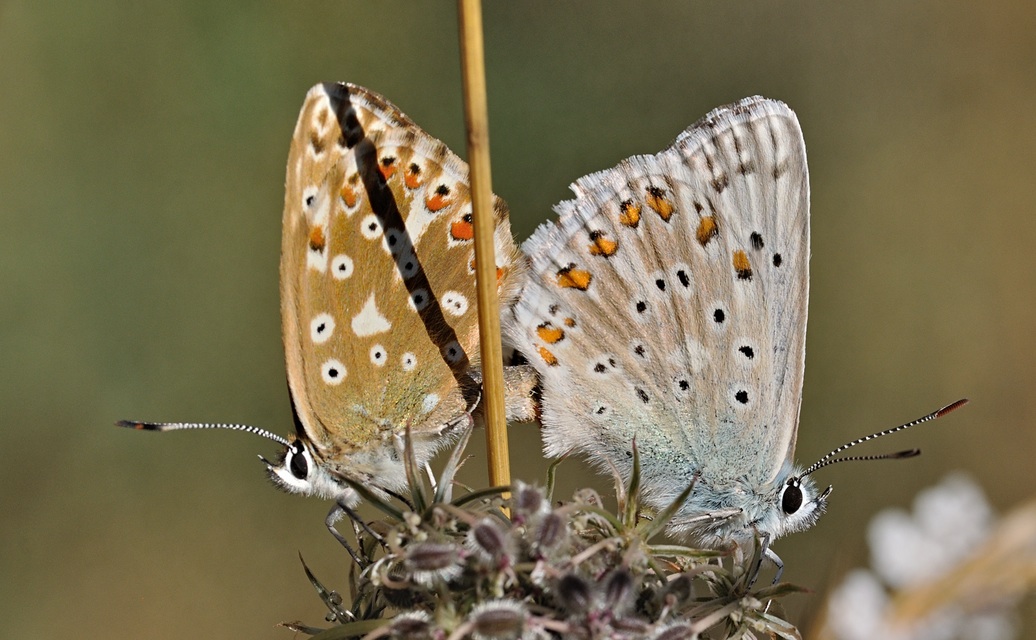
[821,472,1026,640]
[868,473,994,589]
[824,570,890,640]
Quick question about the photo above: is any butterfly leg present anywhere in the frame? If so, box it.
[328,493,387,556]
[323,501,364,559]
[669,507,742,532]
[764,546,784,584]
[760,543,784,614]
[745,534,784,612]
[747,532,784,588]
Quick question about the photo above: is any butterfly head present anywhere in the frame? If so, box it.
[664,462,829,546]
[681,466,829,545]
[751,399,971,542]
[116,419,356,504]
[759,469,831,540]
[262,436,354,502]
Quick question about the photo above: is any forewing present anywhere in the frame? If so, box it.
[282,83,523,463]
[505,97,809,497]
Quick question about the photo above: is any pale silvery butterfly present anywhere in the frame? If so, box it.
[121,83,536,506]
[503,96,965,563]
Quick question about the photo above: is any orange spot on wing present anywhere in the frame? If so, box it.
[696,216,718,246]
[556,265,592,291]
[588,230,618,257]
[340,183,358,208]
[733,250,753,280]
[378,156,397,180]
[426,185,452,212]
[450,218,474,241]
[537,346,559,367]
[427,194,448,211]
[563,317,576,328]
[536,323,565,344]
[645,186,674,221]
[308,225,326,252]
[619,199,641,228]
[404,163,422,189]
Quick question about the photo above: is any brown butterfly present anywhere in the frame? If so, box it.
[120,83,537,509]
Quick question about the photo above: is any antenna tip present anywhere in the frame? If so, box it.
[936,398,969,418]
[893,448,922,459]
[116,420,155,430]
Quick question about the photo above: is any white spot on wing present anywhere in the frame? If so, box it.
[304,187,331,225]
[352,294,391,337]
[331,254,354,280]
[370,344,387,367]
[307,248,328,273]
[421,393,440,414]
[321,359,345,385]
[442,291,469,317]
[360,214,383,240]
[402,352,417,371]
[403,198,438,245]
[310,313,335,344]
[301,186,320,212]
[302,189,331,274]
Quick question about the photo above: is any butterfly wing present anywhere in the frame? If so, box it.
[505,97,809,510]
[282,83,523,481]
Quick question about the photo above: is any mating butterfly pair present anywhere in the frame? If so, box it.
[124,83,962,547]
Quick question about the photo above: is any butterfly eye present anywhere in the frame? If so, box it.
[782,480,803,515]
[288,442,309,480]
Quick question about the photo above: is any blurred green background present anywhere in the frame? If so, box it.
[2,1,1034,637]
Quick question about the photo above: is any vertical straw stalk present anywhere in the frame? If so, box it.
[456,0,511,491]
